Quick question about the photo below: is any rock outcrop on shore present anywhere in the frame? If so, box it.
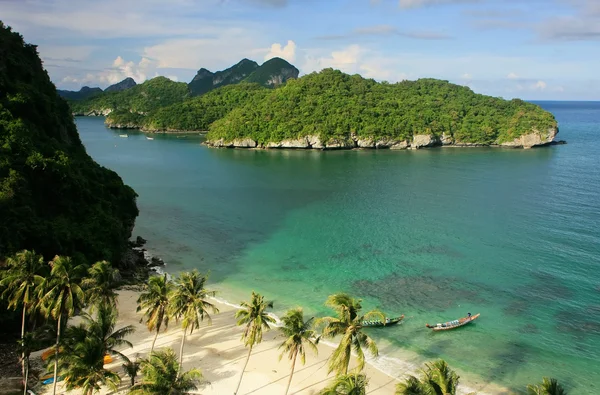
[207,127,559,150]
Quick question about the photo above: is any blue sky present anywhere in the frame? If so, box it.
[3,0,600,99]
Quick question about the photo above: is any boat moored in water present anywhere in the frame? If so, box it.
[362,314,405,327]
[426,313,480,331]
[119,134,128,138]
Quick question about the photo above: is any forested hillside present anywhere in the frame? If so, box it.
[0,22,138,263]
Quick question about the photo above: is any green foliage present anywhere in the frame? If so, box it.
[527,377,567,395]
[0,22,138,264]
[395,360,460,395]
[319,373,369,395]
[54,302,133,394]
[278,308,319,395]
[208,69,557,146]
[136,273,174,353]
[130,348,203,395]
[144,83,269,131]
[57,86,103,101]
[244,57,299,87]
[104,110,146,128]
[71,76,190,116]
[82,260,121,312]
[317,293,383,376]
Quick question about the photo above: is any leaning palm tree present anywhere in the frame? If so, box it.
[82,260,121,311]
[278,308,319,395]
[527,377,567,395]
[395,360,460,395]
[38,255,87,395]
[137,273,174,353]
[317,293,383,376]
[130,348,202,395]
[85,302,135,361]
[0,249,48,394]
[17,326,51,395]
[169,270,218,372]
[320,372,369,395]
[234,291,275,395]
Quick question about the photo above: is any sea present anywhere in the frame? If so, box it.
[76,101,600,394]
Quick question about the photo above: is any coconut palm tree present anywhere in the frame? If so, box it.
[527,377,567,395]
[82,260,121,311]
[319,372,369,395]
[17,326,52,395]
[130,348,202,395]
[234,291,275,395]
[278,308,319,395]
[317,293,383,376]
[52,302,134,394]
[55,331,121,395]
[0,249,48,394]
[395,360,460,395]
[137,273,174,353]
[169,270,218,372]
[38,255,87,395]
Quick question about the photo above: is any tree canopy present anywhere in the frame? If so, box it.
[0,22,138,263]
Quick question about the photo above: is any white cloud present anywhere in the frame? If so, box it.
[461,73,472,79]
[534,80,547,90]
[265,40,297,62]
[507,72,519,79]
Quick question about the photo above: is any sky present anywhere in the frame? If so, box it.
[2,0,600,100]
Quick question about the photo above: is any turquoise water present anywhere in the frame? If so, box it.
[77,101,600,394]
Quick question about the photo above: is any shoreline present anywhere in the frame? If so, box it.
[35,289,512,395]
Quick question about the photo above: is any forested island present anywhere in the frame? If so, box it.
[65,62,558,149]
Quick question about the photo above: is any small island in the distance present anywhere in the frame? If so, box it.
[62,59,561,150]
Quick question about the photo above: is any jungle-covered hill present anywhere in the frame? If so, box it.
[0,22,139,263]
[206,69,558,148]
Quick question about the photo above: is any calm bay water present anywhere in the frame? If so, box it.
[76,101,600,394]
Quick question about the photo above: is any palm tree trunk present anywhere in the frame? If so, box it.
[234,345,253,395]
[150,327,159,353]
[23,356,29,395]
[284,351,298,395]
[178,327,187,376]
[21,304,26,394]
[52,313,62,395]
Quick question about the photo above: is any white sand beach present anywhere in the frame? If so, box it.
[35,289,509,395]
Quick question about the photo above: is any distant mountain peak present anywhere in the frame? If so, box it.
[244,57,299,88]
[188,59,260,96]
[105,77,137,93]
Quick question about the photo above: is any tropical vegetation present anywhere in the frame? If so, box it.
[0,22,139,264]
[169,270,218,370]
[136,273,174,353]
[234,291,276,395]
[318,293,383,375]
[527,377,567,395]
[320,373,369,395]
[130,348,202,395]
[395,360,460,395]
[208,68,557,146]
[278,307,319,395]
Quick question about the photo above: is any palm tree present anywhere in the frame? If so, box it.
[123,358,141,387]
[137,273,174,353]
[38,255,87,395]
[317,293,383,376]
[234,291,275,395]
[320,373,369,395]
[52,302,134,394]
[0,249,48,394]
[395,360,460,395]
[55,331,121,395]
[169,270,218,372]
[82,260,121,311]
[130,348,202,395]
[278,308,319,395]
[17,326,51,395]
[527,377,567,395]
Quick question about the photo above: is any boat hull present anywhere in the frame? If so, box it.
[362,315,405,327]
[426,313,480,331]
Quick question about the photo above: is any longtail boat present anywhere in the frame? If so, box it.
[426,313,480,331]
[362,314,405,327]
